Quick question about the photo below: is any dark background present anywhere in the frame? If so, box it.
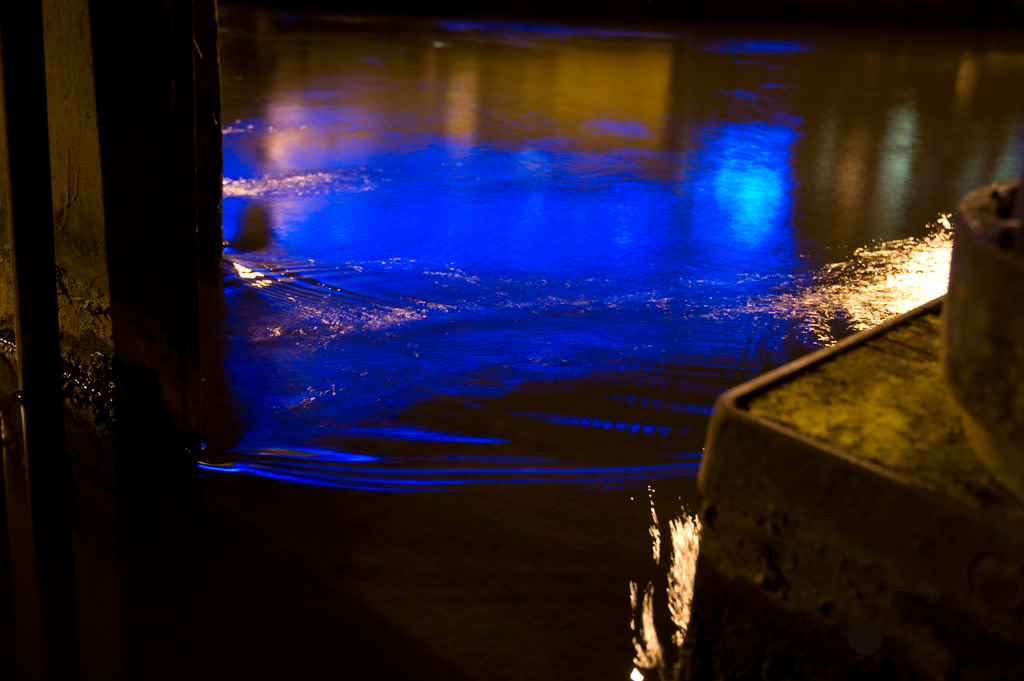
[221,0,1024,26]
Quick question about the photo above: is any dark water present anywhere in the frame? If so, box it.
[203,9,1024,680]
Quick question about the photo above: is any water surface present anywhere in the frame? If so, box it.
[204,10,1024,680]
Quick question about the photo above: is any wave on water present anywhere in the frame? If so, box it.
[223,171,377,198]
[224,254,451,339]
[200,435,703,491]
[209,217,952,490]
[199,449,702,492]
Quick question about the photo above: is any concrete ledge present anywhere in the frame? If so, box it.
[691,298,1024,679]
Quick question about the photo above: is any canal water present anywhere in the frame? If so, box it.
[202,8,1024,680]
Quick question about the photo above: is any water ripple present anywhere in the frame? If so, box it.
[200,446,702,492]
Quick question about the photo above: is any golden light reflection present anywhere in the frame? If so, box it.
[751,214,952,346]
[551,43,671,148]
[835,126,869,218]
[630,494,702,678]
[630,580,664,673]
[648,493,661,566]
[444,59,479,153]
[232,262,272,287]
[953,51,978,114]
[667,514,702,648]
[808,214,951,343]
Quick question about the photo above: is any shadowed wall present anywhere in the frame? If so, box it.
[0,0,221,678]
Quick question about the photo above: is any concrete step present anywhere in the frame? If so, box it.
[686,298,1024,680]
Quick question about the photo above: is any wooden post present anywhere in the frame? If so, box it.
[1,0,222,677]
[196,0,224,284]
[0,1,83,678]
[87,0,214,676]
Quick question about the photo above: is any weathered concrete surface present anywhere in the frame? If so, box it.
[943,179,1024,501]
[35,8,121,675]
[2,1,84,676]
[679,554,922,681]
[691,300,1024,680]
[1,0,222,678]
[43,0,112,359]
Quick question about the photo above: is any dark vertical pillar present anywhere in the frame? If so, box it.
[194,0,237,454]
[87,0,210,677]
[1,0,221,677]
[89,0,202,453]
[0,43,16,681]
[196,0,224,283]
[0,0,82,678]
[0,361,23,679]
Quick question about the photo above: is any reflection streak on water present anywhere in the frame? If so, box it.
[649,495,661,565]
[630,492,703,678]
[668,513,702,647]
[200,447,702,492]
[630,580,664,674]
[748,214,953,345]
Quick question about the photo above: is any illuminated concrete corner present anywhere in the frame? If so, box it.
[683,299,1024,680]
[943,179,1024,502]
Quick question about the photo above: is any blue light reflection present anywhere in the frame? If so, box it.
[693,122,800,248]
[703,40,812,55]
[212,17,811,490]
[200,448,703,492]
[437,20,673,43]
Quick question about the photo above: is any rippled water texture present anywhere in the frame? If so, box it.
[204,11,1024,680]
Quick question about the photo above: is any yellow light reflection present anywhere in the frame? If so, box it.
[754,214,952,346]
[810,214,951,343]
[232,262,272,288]
[445,59,479,153]
[667,513,702,647]
[648,492,661,566]
[953,51,978,114]
[629,580,663,673]
[835,127,869,218]
[551,43,671,148]
[630,495,703,677]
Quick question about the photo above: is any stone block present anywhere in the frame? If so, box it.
[688,299,1024,680]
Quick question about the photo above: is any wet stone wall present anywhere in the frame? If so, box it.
[1,0,221,677]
